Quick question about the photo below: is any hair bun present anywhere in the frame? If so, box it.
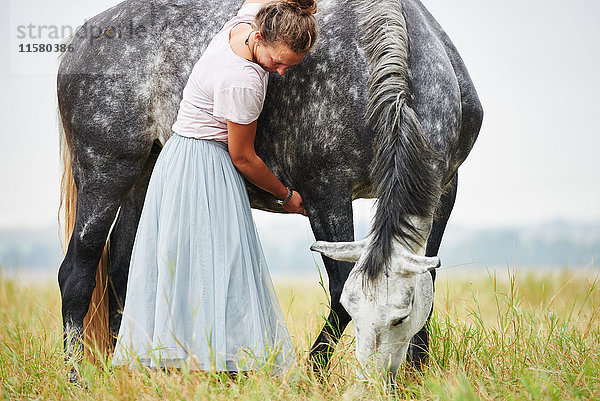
[283,0,317,15]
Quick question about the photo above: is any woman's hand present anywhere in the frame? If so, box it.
[282,190,307,216]
[228,120,307,217]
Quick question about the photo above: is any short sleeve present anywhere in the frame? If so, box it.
[213,86,265,125]
[236,2,263,18]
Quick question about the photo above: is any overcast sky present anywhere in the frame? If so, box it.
[1,0,599,235]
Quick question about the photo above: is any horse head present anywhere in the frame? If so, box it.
[310,236,439,377]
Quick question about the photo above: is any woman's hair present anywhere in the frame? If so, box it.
[254,0,318,54]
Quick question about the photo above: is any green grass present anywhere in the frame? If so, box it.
[1,268,598,400]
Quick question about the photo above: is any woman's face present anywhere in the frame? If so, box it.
[253,37,306,76]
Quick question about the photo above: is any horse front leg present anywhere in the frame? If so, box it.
[407,173,457,369]
[303,185,355,372]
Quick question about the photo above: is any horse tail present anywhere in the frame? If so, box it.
[58,53,112,358]
[356,0,442,281]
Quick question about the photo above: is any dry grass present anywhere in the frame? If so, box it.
[0,267,598,400]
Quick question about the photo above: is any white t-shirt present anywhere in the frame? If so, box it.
[171,3,268,144]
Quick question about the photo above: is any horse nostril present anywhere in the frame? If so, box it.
[391,316,407,327]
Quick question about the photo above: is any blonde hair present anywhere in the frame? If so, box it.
[254,0,318,54]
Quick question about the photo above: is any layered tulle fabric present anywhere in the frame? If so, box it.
[112,134,294,371]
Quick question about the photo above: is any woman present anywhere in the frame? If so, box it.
[112,0,318,372]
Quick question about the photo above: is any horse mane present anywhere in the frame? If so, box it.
[355,0,442,282]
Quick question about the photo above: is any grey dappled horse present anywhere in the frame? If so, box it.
[57,0,482,375]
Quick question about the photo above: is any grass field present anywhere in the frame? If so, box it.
[1,267,599,400]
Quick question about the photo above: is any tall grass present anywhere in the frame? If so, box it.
[0,267,598,400]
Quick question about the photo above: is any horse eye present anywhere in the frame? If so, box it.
[391,316,408,327]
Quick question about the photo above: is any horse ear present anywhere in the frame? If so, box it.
[399,254,441,275]
[310,238,369,262]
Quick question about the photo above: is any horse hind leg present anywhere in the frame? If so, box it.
[58,145,151,376]
[107,142,161,342]
[407,173,457,369]
[59,189,122,364]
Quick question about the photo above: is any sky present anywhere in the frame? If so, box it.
[0,0,599,235]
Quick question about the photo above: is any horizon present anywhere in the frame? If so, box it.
[2,216,598,275]
[2,214,600,233]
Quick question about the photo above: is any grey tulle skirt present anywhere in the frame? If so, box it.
[112,134,294,371]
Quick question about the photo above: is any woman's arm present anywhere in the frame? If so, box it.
[227,120,306,215]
